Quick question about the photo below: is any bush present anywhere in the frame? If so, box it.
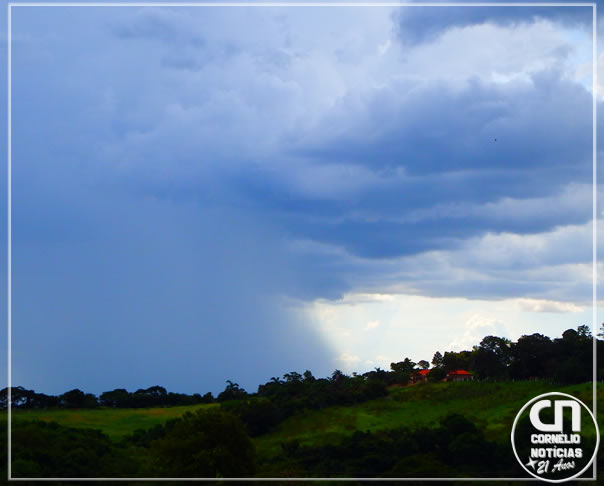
[2,421,137,478]
[150,409,256,477]
[427,368,446,382]
[221,398,282,436]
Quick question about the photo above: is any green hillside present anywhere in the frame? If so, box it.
[255,380,602,459]
[5,327,601,478]
[4,380,602,479]
[5,402,217,440]
[6,380,601,458]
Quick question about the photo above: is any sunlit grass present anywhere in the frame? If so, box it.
[3,381,601,461]
[254,381,602,458]
[4,403,218,439]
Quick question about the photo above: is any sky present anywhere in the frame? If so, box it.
[1,1,603,395]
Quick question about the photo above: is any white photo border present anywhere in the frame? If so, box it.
[6,1,599,481]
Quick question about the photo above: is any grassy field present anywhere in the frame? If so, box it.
[5,403,218,439]
[254,381,603,458]
[5,381,602,460]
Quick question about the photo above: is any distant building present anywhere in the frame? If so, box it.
[409,369,430,385]
[445,370,473,382]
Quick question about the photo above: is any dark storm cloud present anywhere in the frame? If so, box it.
[395,4,593,45]
[11,172,336,394]
[243,69,593,259]
[5,5,598,393]
[295,71,592,177]
[7,7,340,394]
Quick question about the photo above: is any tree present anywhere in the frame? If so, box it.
[59,389,98,408]
[283,372,302,383]
[0,387,44,409]
[509,333,554,380]
[417,360,430,370]
[478,336,512,365]
[330,369,347,384]
[99,389,131,408]
[390,358,416,374]
[442,351,472,373]
[427,368,446,382]
[132,386,169,407]
[217,381,248,402]
[6,421,136,477]
[471,336,512,380]
[431,351,444,368]
[552,328,592,384]
[221,398,281,436]
[151,409,255,477]
[199,392,214,404]
[303,370,316,383]
[471,348,504,380]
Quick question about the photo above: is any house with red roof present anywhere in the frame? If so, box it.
[407,368,474,386]
[445,369,473,382]
[409,368,430,385]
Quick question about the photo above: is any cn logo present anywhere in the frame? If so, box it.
[511,392,600,482]
[529,399,581,433]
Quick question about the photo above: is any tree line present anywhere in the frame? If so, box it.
[2,325,601,414]
[427,324,596,384]
[0,385,213,410]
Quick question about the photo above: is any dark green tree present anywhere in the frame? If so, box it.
[217,380,248,402]
[442,351,472,372]
[471,335,512,379]
[431,351,444,368]
[427,367,447,382]
[551,328,592,384]
[150,409,256,477]
[99,388,131,408]
[417,360,430,370]
[221,398,281,436]
[330,369,347,384]
[577,324,592,338]
[509,333,555,380]
[4,421,136,477]
[390,358,416,373]
[59,389,98,408]
[302,370,316,383]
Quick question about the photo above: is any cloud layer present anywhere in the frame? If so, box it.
[5,5,599,392]
[395,3,593,45]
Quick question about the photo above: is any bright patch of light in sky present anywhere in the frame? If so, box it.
[301,293,593,373]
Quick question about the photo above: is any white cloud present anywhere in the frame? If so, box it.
[370,218,597,304]
[365,320,380,330]
[317,293,395,306]
[307,292,591,377]
[515,298,584,313]
[448,314,508,352]
[374,355,395,368]
[401,21,586,84]
[337,353,361,366]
